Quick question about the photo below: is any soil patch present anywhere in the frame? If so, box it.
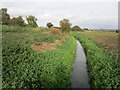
[31,35,68,53]
[42,31,50,34]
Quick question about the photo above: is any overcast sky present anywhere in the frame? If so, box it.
[1,0,119,29]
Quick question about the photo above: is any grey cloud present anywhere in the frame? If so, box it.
[1,1,118,29]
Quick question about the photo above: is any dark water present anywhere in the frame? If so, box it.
[71,40,90,88]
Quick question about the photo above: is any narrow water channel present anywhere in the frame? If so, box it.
[71,40,90,88]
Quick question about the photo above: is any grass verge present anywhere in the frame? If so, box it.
[73,32,119,88]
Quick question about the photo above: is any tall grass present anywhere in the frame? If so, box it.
[73,32,119,88]
[2,25,34,32]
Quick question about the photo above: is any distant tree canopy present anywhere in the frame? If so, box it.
[84,28,88,30]
[0,8,10,25]
[26,15,38,27]
[16,16,24,26]
[72,25,82,31]
[60,19,71,33]
[0,8,85,31]
[8,16,24,26]
[0,8,38,27]
[47,22,53,28]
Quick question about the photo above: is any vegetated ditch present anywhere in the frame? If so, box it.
[71,40,90,88]
[73,32,119,88]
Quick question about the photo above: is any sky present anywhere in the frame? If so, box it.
[1,0,119,29]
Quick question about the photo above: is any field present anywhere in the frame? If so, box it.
[2,25,77,88]
[80,31,118,55]
[73,32,119,88]
[2,25,119,88]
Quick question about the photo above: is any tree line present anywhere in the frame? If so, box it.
[1,8,87,32]
[0,8,38,27]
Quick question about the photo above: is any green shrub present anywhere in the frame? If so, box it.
[46,22,53,28]
[72,25,83,31]
[116,30,119,33]
[84,28,88,30]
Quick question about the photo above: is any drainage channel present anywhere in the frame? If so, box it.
[71,40,90,88]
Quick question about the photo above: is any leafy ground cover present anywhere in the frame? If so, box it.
[73,32,119,88]
[2,26,77,88]
[2,25,119,88]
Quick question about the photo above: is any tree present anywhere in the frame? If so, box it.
[47,22,53,28]
[116,30,118,33]
[26,15,38,27]
[8,18,17,26]
[60,19,71,33]
[84,28,88,30]
[8,16,24,26]
[72,25,82,31]
[16,16,24,26]
[0,8,10,25]
[0,9,2,24]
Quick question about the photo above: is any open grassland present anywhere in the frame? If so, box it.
[2,26,77,88]
[73,32,119,88]
[80,31,118,55]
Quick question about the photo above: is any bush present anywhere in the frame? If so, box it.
[72,25,82,31]
[46,23,53,28]
[84,28,88,30]
[116,30,119,33]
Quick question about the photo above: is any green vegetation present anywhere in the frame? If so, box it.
[72,25,83,31]
[46,22,53,28]
[0,8,38,27]
[84,28,89,30]
[60,19,71,33]
[80,31,118,55]
[2,25,33,32]
[2,25,77,88]
[8,16,25,27]
[0,8,10,25]
[1,8,119,89]
[73,32,119,88]
[26,15,38,27]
